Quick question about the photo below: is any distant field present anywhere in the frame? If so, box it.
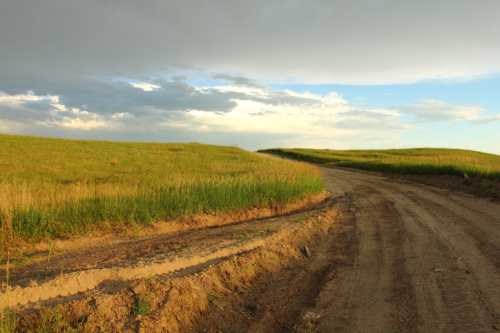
[0,135,323,243]
[261,148,500,179]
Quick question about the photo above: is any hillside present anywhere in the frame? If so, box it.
[261,147,500,179]
[0,134,323,243]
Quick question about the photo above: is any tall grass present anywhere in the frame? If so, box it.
[0,134,323,244]
[0,309,16,333]
[261,147,500,179]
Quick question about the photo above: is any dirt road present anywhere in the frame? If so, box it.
[307,167,500,333]
[193,167,500,333]
[3,166,500,332]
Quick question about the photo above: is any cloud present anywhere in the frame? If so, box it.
[41,108,109,130]
[160,87,406,148]
[398,99,493,122]
[1,79,239,116]
[129,82,161,92]
[0,79,408,148]
[0,92,54,106]
[472,115,500,124]
[212,74,262,88]
[1,1,500,85]
[0,76,323,120]
[0,91,109,130]
[2,73,497,149]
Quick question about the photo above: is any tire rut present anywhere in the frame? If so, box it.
[293,185,418,333]
[330,169,500,332]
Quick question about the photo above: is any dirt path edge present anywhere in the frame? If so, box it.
[13,205,339,333]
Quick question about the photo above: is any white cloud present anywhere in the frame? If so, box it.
[162,87,404,148]
[398,99,489,122]
[129,82,161,92]
[42,113,108,130]
[470,114,500,124]
[111,112,133,120]
[0,91,110,130]
[208,85,269,98]
[0,91,57,106]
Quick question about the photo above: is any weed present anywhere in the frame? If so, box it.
[28,306,82,333]
[133,295,150,316]
[207,292,218,303]
[0,309,16,333]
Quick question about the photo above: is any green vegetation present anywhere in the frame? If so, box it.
[30,308,81,333]
[7,306,82,333]
[133,295,151,316]
[0,309,16,333]
[261,148,500,179]
[0,134,323,244]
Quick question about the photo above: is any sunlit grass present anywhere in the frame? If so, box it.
[0,134,323,243]
[0,309,16,333]
[261,147,500,179]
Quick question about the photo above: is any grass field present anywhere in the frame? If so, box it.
[261,148,500,179]
[0,134,323,244]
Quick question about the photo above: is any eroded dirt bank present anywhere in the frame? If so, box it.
[1,192,341,332]
[2,192,329,267]
[3,167,500,332]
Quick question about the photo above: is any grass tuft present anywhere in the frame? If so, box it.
[133,296,151,316]
[0,309,16,333]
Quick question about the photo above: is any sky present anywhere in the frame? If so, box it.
[0,0,499,154]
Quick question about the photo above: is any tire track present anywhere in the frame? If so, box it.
[298,185,418,333]
[321,167,500,332]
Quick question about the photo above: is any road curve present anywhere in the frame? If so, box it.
[307,167,500,333]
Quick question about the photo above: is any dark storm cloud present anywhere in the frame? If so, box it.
[0,102,52,123]
[0,74,322,132]
[55,80,238,115]
[1,0,500,85]
[212,74,263,88]
[0,78,239,128]
[0,75,320,125]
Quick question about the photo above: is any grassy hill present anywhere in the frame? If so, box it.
[0,134,323,242]
[260,147,500,179]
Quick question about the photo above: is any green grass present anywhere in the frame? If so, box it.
[132,295,151,316]
[0,134,323,244]
[30,308,80,333]
[0,309,16,333]
[260,147,500,179]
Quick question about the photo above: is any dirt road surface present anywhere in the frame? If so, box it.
[310,167,500,333]
[3,167,500,332]
[193,167,500,333]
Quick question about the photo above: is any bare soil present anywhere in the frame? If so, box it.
[189,167,500,333]
[3,167,500,333]
[328,163,500,201]
[2,192,329,267]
